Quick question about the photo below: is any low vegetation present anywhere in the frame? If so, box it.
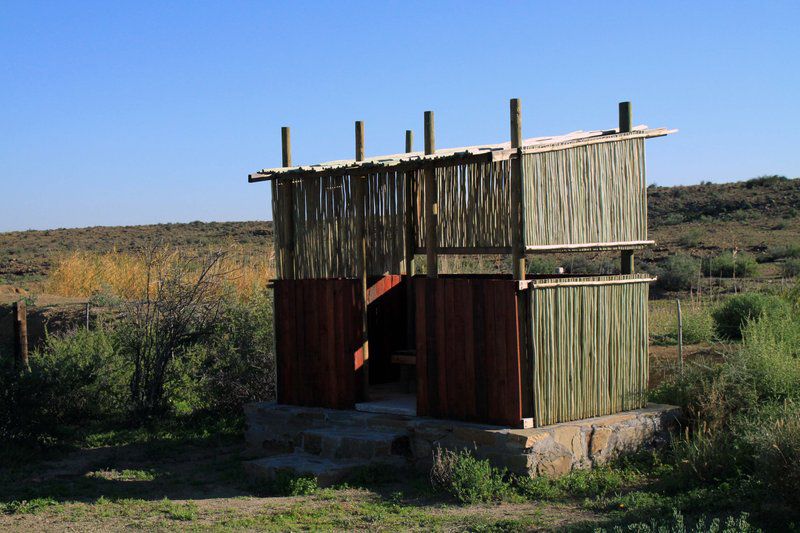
[705,251,759,278]
[711,292,787,340]
[45,245,274,300]
[655,254,700,292]
[1,248,275,447]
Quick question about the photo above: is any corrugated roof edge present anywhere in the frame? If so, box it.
[248,125,676,183]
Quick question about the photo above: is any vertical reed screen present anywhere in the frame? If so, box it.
[414,161,512,249]
[529,275,649,426]
[523,138,646,247]
[271,172,407,279]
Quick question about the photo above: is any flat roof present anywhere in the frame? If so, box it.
[248,125,675,182]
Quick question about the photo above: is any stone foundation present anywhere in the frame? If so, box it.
[244,403,681,478]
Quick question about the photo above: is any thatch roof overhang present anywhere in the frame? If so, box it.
[248,126,675,183]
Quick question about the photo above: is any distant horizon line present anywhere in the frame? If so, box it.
[1,174,797,234]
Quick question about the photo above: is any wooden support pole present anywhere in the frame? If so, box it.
[281,126,292,167]
[620,250,634,274]
[13,300,29,371]
[354,120,369,398]
[676,299,684,372]
[424,111,437,278]
[404,129,416,348]
[510,98,531,420]
[510,98,525,280]
[280,126,295,279]
[618,102,633,275]
[619,101,632,133]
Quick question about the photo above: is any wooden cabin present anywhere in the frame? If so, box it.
[249,100,674,428]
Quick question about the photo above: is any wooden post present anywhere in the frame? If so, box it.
[424,111,437,278]
[13,301,29,371]
[510,98,525,280]
[281,126,292,167]
[677,299,684,369]
[619,101,632,133]
[510,99,531,423]
[404,129,415,348]
[280,126,295,279]
[354,120,369,398]
[621,250,634,274]
[619,102,634,274]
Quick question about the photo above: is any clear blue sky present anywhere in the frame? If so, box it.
[2,1,798,232]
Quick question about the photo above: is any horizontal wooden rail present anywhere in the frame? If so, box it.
[523,276,656,289]
[525,240,654,252]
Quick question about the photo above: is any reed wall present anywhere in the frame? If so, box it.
[271,171,408,279]
[414,161,512,249]
[523,138,647,248]
[271,138,646,279]
[529,274,650,426]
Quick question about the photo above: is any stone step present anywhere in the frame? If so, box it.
[243,453,402,487]
[300,427,411,460]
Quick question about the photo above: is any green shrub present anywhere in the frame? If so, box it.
[655,299,800,507]
[657,255,699,291]
[782,258,800,278]
[764,244,800,262]
[513,475,562,500]
[742,403,800,507]
[745,174,787,188]
[430,448,511,504]
[0,328,128,445]
[197,291,276,414]
[707,252,758,278]
[681,307,715,344]
[564,255,617,275]
[678,228,703,248]
[736,308,800,402]
[526,256,558,275]
[272,472,318,496]
[712,293,787,340]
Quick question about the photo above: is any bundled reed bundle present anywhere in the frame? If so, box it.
[529,274,650,426]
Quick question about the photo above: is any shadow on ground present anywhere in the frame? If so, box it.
[0,435,251,505]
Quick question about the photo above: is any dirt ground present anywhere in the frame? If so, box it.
[0,438,603,532]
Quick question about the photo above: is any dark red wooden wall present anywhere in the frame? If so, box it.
[415,277,524,426]
[274,279,364,409]
[274,275,408,409]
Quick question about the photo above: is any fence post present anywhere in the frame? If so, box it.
[676,299,683,372]
[13,300,29,371]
